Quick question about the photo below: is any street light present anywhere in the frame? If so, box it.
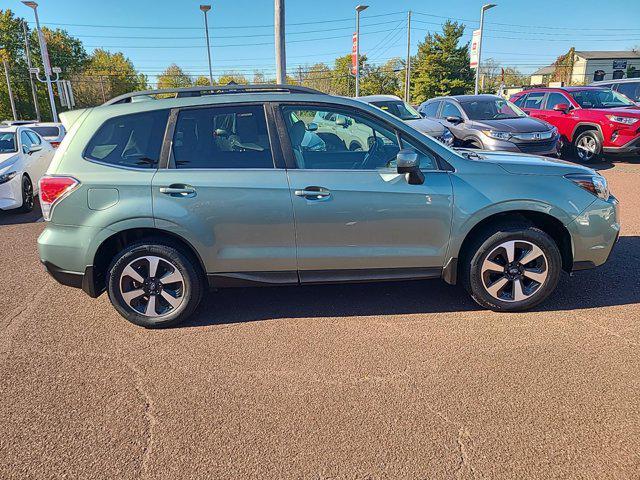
[200,4,214,86]
[474,3,496,95]
[22,0,58,122]
[355,4,368,97]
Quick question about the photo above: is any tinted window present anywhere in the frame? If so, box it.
[593,70,605,81]
[523,92,545,109]
[281,106,400,170]
[0,132,17,153]
[545,93,570,110]
[617,81,640,102]
[460,98,526,120]
[85,110,169,168]
[420,101,440,118]
[20,131,33,152]
[172,105,273,169]
[26,131,42,145]
[29,126,60,137]
[440,102,463,119]
[512,94,527,107]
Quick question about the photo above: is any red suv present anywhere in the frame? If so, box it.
[510,87,640,162]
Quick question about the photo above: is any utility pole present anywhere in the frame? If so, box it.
[2,59,18,121]
[23,20,41,121]
[354,4,368,97]
[474,3,496,95]
[274,0,286,84]
[22,1,58,123]
[404,10,412,103]
[199,5,214,86]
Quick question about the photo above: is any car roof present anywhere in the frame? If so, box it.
[357,95,403,102]
[425,94,501,103]
[592,78,640,85]
[524,86,609,93]
[29,122,63,127]
[0,126,19,133]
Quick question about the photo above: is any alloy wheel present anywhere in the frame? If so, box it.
[119,256,185,317]
[481,240,549,303]
[23,178,33,210]
[576,136,596,161]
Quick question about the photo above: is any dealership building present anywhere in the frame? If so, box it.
[530,50,640,85]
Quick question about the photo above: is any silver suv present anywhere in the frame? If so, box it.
[419,95,560,156]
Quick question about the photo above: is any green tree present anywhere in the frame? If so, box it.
[194,75,214,86]
[330,54,366,96]
[410,20,474,103]
[361,57,404,97]
[73,49,145,106]
[218,72,248,85]
[157,64,193,89]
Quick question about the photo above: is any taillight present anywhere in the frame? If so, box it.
[39,176,79,221]
[50,141,60,148]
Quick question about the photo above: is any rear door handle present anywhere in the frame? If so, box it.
[294,186,331,200]
[159,184,196,197]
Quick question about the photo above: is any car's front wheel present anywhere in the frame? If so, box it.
[107,240,204,328]
[573,130,602,163]
[462,225,562,312]
[18,175,34,213]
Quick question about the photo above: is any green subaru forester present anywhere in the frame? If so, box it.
[37,85,620,328]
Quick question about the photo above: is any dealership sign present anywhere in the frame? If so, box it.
[613,60,627,70]
[470,29,481,69]
[351,33,358,75]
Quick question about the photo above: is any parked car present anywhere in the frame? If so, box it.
[26,122,66,148]
[356,95,454,146]
[418,95,560,156]
[511,86,640,162]
[591,78,640,103]
[0,125,54,212]
[38,85,619,328]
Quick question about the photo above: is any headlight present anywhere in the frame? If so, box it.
[439,128,455,146]
[605,115,639,125]
[551,126,559,136]
[482,130,511,141]
[565,173,610,200]
[0,171,17,185]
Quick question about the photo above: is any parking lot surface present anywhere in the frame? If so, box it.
[1,159,639,479]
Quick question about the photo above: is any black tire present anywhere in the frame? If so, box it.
[107,240,204,328]
[349,141,363,151]
[465,140,483,149]
[573,130,602,163]
[460,223,562,312]
[18,175,34,213]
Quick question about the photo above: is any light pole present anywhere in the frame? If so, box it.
[274,0,286,84]
[474,3,496,95]
[22,1,58,122]
[355,4,368,97]
[200,5,214,86]
[23,20,41,121]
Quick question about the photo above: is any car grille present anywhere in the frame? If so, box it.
[516,139,557,154]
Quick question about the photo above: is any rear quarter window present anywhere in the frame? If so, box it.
[84,110,169,168]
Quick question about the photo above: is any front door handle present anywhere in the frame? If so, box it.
[159,184,196,197]
[294,186,331,200]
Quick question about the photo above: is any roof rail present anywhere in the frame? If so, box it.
[103,84,325,105]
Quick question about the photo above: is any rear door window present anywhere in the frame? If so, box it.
[545,93,570,110]
[617,81,640,102]
[439,102,463,119]
[84,110,169,168]
[171,105,274,169]
[420,101,441,118]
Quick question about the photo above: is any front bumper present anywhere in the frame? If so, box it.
[602,136,640,154]
[0,173,22,210]
[566,194,620,270]
[480,135,560,156]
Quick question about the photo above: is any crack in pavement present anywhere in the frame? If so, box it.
[7,347,157,479]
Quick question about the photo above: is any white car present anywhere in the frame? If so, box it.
[25,122,66,148]
[0,126,55,213]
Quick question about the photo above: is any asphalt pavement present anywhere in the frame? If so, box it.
[1,158,639,479]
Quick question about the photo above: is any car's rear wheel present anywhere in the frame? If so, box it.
[18,175,34,213]
[107,241,204,328]
[573,130,602,163]
[462,225,562,312]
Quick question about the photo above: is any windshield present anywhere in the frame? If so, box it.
[29,126,60,137]
[371,100,422,120]
[0,132,17,153]
[570,89,635,109]
[460,98,527,120]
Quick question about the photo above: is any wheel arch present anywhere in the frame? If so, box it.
[448,209,573,284]
[91,227,207,297]
[570,122,603,142]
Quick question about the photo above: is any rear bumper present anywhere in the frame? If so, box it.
[42,261,101,297]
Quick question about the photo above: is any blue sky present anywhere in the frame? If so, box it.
[16,0,640,84]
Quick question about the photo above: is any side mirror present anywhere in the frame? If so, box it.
[306,122,318,132]
[396,149,424,185]
[553,103,570,113]
[335,114,349,127]
[446,115,463,125]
